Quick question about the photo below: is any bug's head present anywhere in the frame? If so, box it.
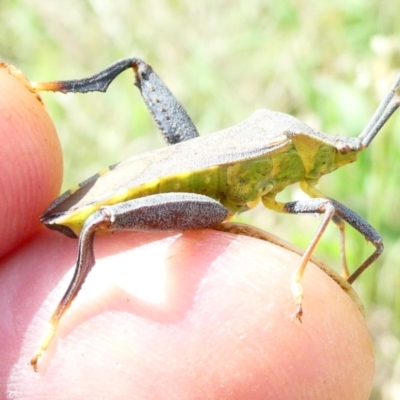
[332,136,362,169]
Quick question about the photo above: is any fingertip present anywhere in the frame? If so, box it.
[0,65,62,257]
[20,230,373,399]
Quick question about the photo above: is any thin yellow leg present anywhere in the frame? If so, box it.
[263,194,335,321]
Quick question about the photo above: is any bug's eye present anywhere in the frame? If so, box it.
[336,142,351,154]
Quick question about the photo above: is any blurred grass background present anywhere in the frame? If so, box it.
[1,0,400,398]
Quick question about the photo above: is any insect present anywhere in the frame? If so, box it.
[17,58,400,371]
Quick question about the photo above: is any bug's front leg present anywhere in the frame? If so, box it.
[262,197,336,322]
[262,194,383,322]
[30,57,199,144]
[301,184,350,279]
[30,193,229,371]
[300,182,383,283]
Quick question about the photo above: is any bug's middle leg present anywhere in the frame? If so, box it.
[331,214,350,279]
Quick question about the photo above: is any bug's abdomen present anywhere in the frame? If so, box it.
[47,148,305,237]
[158,167,221,198]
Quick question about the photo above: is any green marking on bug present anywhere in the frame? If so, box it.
[11,58,399,371]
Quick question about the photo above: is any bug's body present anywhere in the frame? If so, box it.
[43,110,358,237]
[13,57,398,371]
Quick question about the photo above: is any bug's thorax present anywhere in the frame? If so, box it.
[288,130,360,183]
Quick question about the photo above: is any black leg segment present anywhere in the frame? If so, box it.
[32,58,199,144]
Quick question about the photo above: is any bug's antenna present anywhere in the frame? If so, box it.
[359,73,400,148]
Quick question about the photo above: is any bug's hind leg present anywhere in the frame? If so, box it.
[30,209,106,372]
[30,57,199,144]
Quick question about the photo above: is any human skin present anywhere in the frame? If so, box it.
[0,66,374,399]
